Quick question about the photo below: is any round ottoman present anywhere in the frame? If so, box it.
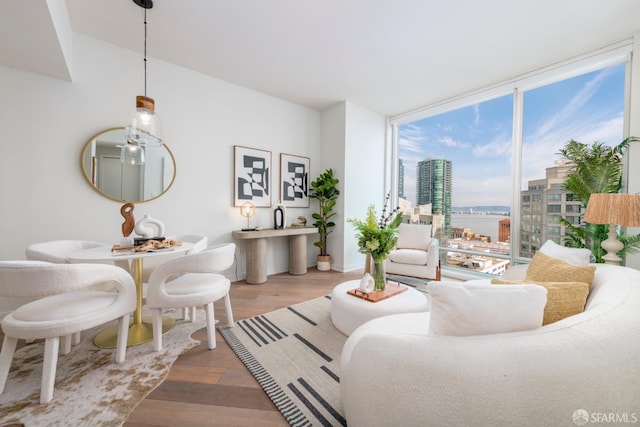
[330,280,429,336]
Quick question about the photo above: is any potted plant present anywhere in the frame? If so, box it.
[559,137,640,262]
[309,168,340,270]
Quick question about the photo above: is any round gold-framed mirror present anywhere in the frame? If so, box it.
[80,127,176,203]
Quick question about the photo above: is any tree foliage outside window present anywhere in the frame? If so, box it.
[559,137,640,262]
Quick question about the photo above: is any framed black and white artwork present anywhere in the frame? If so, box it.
[233,145,271,207]
[280,153,310,208]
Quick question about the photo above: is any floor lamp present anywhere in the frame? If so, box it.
[583,193,640,265]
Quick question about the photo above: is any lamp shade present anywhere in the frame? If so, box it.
[583,193,640,227]
[126,96,162,147]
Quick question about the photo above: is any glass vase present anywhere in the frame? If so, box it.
[372,260,386,291]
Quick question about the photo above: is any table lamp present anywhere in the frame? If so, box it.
[241,202,257,231]
[583,193,640,265]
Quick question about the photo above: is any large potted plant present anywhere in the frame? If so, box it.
[309,168,340,271]
[559,137,640,262]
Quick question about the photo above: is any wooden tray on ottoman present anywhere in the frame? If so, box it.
[347,283,407,302]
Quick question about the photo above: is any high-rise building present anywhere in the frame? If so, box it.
[416,158,452,238]
[398,159,405,200]
[520,160,582,257]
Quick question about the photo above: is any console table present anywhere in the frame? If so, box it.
[232,227,318,284]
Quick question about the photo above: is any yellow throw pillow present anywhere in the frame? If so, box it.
[526,251,596,284]
[492,279,589,325]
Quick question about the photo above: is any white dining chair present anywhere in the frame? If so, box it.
[146,243,235,351]
[0,261,136,403]
[25,239,129,352]
[136,234,208,319]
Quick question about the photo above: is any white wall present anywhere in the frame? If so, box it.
[0,34,323,280]
[317,102,387,272]
[624,32,640,269]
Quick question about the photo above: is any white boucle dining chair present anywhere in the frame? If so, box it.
[25,239,130,352]
[146,243,235,352]
[0,261,136,404]
[136,234,209,321]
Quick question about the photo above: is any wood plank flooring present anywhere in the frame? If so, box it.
[124,268,362,427]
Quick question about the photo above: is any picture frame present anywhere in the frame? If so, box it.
[233,145,271,207]
[280,153,310,207]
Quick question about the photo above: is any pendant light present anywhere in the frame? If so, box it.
[122,0,161,165]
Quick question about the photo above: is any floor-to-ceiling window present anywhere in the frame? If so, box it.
[391,45,629,277]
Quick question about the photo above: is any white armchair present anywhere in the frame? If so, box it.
[384,223,440,281]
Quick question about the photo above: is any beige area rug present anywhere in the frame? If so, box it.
[219,295,348,427]
[0,309,206,427]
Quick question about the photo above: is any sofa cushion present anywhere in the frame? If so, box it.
[526,251,596,284]
[396,224,432,251]
[539,239,592,265]
[492,279,590,325]
[387,248,428,266]
[427,281,547,336]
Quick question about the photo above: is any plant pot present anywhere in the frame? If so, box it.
[317,255,331,271]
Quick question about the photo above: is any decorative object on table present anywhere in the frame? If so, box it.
[134,214,165,238]
[289,215,307,228]
[120,202,136,245]
[348,283,408,302]
[582,193,640,265]
[309,168,340,271]
[558,137,640,262]
[121,0,162,167]
[273,200,287,229]
[111,238,182,254]
[358,272,374,293]
[280,153,310,207]
[348,193,403,291]
[233,145,271,207]
[240,202,257,231]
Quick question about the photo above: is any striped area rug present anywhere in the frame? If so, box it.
[219,295,347,427]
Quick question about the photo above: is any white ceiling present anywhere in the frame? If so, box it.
[3,0,640,116]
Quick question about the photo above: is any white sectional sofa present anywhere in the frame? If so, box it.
[340,263,640,427]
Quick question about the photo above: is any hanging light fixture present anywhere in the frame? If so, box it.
[122,0,161,165]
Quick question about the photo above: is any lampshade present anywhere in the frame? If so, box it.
[241,202,257,231]
[126,96,162,147]
[583,193,640,227]
[120,143,145,165]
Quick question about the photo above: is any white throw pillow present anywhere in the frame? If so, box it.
[539,239,592,266]
[427,281,547,336]
[396,224,432,251]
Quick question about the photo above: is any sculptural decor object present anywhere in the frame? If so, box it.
[134,214,165,239]
[121,203,135,237]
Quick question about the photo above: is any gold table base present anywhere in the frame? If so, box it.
[94,316,175,349]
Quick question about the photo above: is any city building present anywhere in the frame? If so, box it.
[397,198,445,240]
[416,158,452,238]
[398,159,405,200]
[520,160,583,257]
[498,218,510,243]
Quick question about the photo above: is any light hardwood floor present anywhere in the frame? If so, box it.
[124,268,362,427]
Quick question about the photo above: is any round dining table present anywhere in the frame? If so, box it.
[68,242,194,348]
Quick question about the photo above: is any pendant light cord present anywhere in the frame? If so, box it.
[143,8,147,97]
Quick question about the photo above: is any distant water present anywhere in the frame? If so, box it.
[450,213,509,243]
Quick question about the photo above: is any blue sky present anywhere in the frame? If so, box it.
[398,63,625,207]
